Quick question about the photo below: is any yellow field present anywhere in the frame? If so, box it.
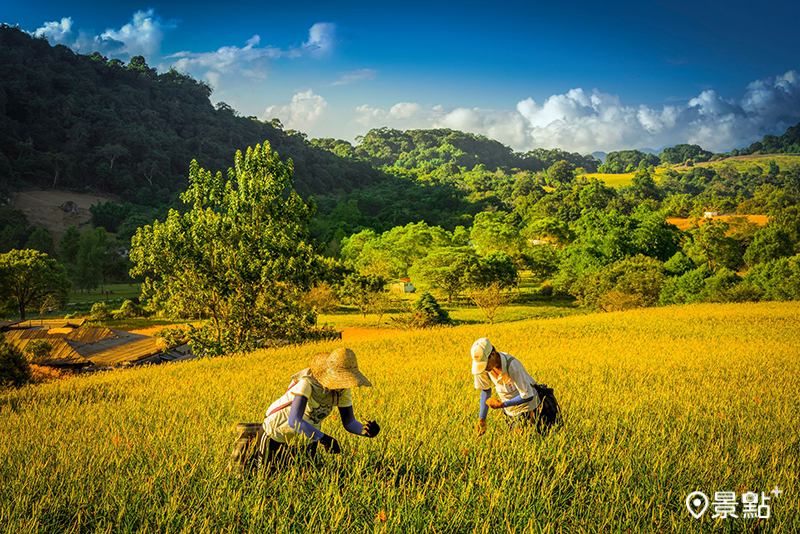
[1,302,799,532]
[584,168,668,188]
[666,214,770,231]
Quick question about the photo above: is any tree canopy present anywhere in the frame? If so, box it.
[129,141,322,354]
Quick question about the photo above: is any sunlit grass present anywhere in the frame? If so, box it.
[584,168,667,189]
[2,302,798,532]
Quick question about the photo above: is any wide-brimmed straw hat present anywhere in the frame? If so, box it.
[309,347,373,389]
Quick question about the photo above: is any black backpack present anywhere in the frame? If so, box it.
[533,383,563,434]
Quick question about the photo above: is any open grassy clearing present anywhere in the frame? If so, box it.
[67,283,142,305]
[583,168,668,188]
[1,302,798,532]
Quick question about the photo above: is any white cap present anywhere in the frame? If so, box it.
[471,338,493,374]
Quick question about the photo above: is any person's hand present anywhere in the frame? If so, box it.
[475,418,487,436]
[362,420,380,438]
[486,398,504,410]
[320,434,341,454]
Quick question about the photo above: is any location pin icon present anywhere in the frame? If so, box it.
[686,491,709,519]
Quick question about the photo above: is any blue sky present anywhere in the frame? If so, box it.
[5,1,800,153]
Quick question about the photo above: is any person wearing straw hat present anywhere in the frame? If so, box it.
[256,347,380,468]
[471,337,560,436]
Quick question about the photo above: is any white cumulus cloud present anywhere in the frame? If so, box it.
[31,9,174,58]
[33,17,73,44]
[303,22,336,57]
[99,8,172,57]
[262,90,328,132]
[355,71,800,153]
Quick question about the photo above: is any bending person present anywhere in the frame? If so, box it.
[257,347,380,468]
[472,337,552,435]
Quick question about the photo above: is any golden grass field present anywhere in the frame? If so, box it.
[586,154,800,189]
[583,168,668,189]
[665,215,770,232]
[1,302,799,532]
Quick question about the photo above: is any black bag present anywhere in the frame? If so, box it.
[533,384,563,434]
[228,422,263,475]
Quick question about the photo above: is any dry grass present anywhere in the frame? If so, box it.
[666,214,770,231]
[1,302,798,532]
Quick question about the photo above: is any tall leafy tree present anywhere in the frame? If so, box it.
[409,247,478,303]
[130,141,321,355]
[26,227,54,256]
[0,249,70,319]
[59,226,81,264]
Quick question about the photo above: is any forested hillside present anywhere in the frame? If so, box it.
[0,25,386,205]
[740,122,800,156]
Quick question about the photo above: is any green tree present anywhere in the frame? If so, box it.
[409,247,477,303]
[744,254,800,301]
[26,227,54,256]
[684,220,743,271]
[410,291,451,327]
[546,160,575,189]
[75,227,106,292]
[629,167,661,201]
[469,212,524,258]
[59,226,80,265]
[572,254,666,311]
[466,251,519,289]
[0,333,31,388]
[130,142,321,355]
[743,226,794,267]
[0,249,70,319]
[339,273,387,319]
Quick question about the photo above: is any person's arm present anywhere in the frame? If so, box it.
[498,394,535,408]
[478,389,491,419]
[338,405,363,435]
[287,394,325,441]
[339,406,380,437]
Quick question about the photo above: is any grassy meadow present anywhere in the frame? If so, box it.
[1,302,799,532]
[584,154,800,189]
[583,167,668,188]
[692,154,800,174]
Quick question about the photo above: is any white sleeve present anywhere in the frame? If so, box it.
[473,372,492,390]
[508,359,536,400]
[290,378,313,398]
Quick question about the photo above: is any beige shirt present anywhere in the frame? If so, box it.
[263,368,353,444]
[473,352,539,416]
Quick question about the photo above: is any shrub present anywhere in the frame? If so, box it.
[396,292,451,328]
[0,334,30,388]
[301,282,339,314]
[23,340,52,361]
[118,299,142,318]
[539,282,554,297]
[90,302,111,321]
[744,254,800,300]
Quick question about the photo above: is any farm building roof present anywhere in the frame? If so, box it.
[0,320,22,332]
[3,322,177,368]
